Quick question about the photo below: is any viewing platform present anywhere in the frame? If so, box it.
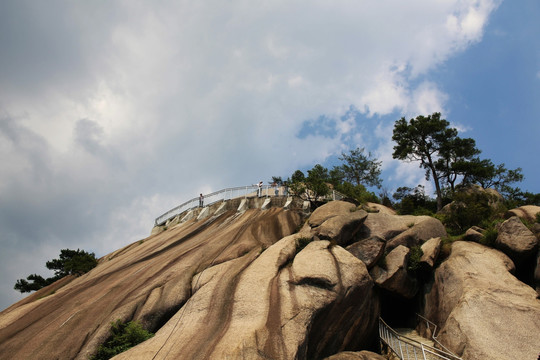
[152,184,345,234]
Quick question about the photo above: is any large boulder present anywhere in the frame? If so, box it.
[495,216,538,265]
[535,250,540,297]
[463,226,484,243]
[355,213,410,241]
[315,210,368,246]
[115,238,380,360]
[363,202,397,215]
[419,237,442,269]
[369,245,418,299]
[505,205,540,223]
[308,201,357,227]
[385,216,447,252]
[423,241,540,360]
[345,236,386,269]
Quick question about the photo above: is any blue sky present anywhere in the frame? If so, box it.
[0,0,538,310]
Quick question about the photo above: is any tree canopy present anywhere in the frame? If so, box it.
[337,147,382,188]
[392,112,477,211]
[14,248,98,293]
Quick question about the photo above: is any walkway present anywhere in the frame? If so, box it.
[379,317,462,360]
[154,184,344,226]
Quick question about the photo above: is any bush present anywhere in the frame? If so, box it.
[296,237,313,252]
[90,320,154,360]
[443,191,499,235]
[407,246,423,275]
[536,212,540,224]
[480,227,498,247]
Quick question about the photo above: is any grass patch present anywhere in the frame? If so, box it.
[480,227,498,247]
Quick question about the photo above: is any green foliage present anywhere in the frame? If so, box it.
[287,170,306,198]
[503,189,540,209]
[443,191,498,235]
[90,320,154,360]
[296,237,313,252]
[407,246,424,274]
[462,160,524,196]
[305,164,331,202]
[46,249,98,277]
[437,235,462,264]
[537,212,540,223]
[14,248,98,293]
[480,227,498,247]
[270,176,283,186]
[392,113,458,210]
[435,137,480,192]
[335,182,379,204]
[392,112,480,211]
[392,185,437,215]
[14,274,56,293]
[337,147,382,188]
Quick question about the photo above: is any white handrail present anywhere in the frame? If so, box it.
[154,185,346,226]
[379,318,462,360]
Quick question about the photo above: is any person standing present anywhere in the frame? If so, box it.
[199,193,204,207]
[257,181,263,197]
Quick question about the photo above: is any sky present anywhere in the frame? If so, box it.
[0,0,539,310]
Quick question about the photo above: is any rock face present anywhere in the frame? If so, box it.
[346,236,385,269]
[505,205,540,223]
[423,241,540,360]
[369,245,418,299]
[0,205,379,360]
[1,199,539,360]
[495,216,538,265]
[385,216,447,252]
[419,237,441,269]
[463,226,484,242]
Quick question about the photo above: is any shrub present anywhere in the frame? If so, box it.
[537,212,540,223]
[296,237,313,252]
[443,191,498,235]
[407,246,424,275]
[480,227,498,247]
[436,235,462,265]
[90,320,154,360]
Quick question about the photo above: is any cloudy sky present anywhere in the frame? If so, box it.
[1,0,539,310]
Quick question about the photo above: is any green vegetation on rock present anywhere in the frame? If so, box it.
[90,320,154,360]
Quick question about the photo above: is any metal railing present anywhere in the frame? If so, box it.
[154,185,344,226]
[379,318,461,360]
[416,314,458,357]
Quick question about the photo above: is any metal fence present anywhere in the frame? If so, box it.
[379,318,461,360]
[154,185,345,226]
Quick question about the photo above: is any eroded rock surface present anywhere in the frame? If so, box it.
[0,205,379,360]
[346,236,385,269]
[423,241,540,360]
[496,216,538,265]
[419,237,441,269]
[505,205,540,223]
[369,245,418,299]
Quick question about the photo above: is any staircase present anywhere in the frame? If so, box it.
[379,317,462,360]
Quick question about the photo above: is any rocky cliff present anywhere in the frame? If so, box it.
[0,201,539,360]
